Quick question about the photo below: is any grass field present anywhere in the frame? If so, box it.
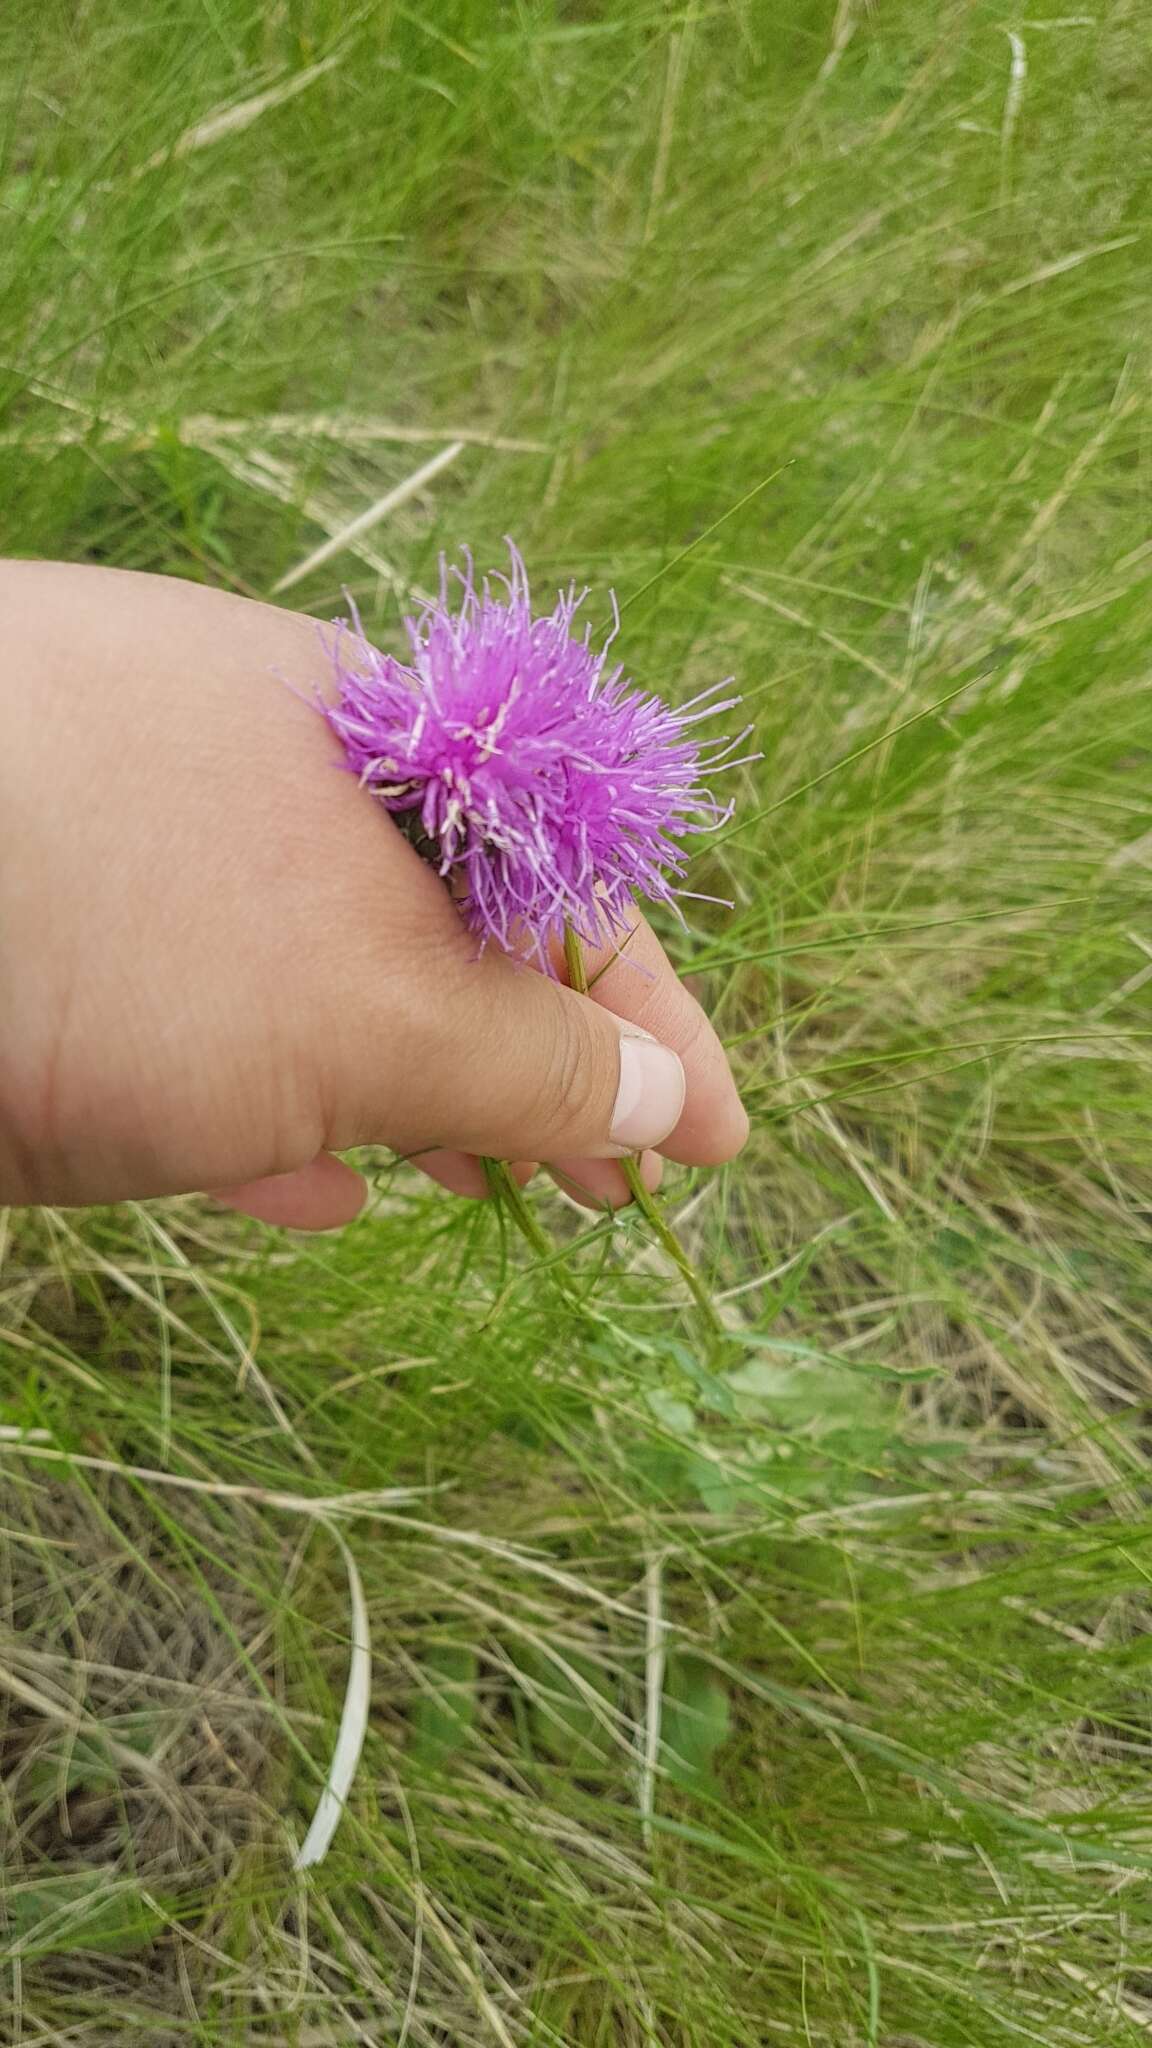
[2,2,1151,2041]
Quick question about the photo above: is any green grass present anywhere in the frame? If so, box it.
[2,1,1151,2041]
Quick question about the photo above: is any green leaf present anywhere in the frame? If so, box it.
[731,1335,936,1383]
[409,1644,478,1765]
[725,1355,897,1431]
[514,1645,614,1766]
[645,1387,699,1437]
[660,1654,730,1788]
[1,1874,170,1958]
[22,1715,164,1801]
[663,1340,740,1418]
[932,1226,982,1271]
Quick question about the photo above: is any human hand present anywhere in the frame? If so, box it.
[0,562,748,1229]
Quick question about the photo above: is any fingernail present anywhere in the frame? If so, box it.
[609,1031,686,1151]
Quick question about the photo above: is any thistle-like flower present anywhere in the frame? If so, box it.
[321,543,748,965]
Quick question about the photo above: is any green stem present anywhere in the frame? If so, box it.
[617,1154,726,1341]
[564,925,728,1351]
[563,924,590,994]
[481,1156,557,1263]
[483,929,729,1355]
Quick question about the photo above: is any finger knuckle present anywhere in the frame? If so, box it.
[534,1007,606,1145]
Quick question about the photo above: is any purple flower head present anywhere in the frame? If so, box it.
[321,542,749,967]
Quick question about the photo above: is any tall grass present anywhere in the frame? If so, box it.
[1,2,1150,2041]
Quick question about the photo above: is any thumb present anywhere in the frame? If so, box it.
[386,952,687,1165]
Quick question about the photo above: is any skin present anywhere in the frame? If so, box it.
[0,562,749,1229]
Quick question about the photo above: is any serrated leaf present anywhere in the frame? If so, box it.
[409,1644,478,1765]
[660,1655,730,1788]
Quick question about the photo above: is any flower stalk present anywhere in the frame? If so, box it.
[321,543,745,1353]
[564,925,727,1351]
[481,1156,555,1264]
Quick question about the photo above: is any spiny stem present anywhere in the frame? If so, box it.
[481,1157,556,1263]
[486,931,730,1353]
[564,925,728,1352]
[617,1154,726,1341]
